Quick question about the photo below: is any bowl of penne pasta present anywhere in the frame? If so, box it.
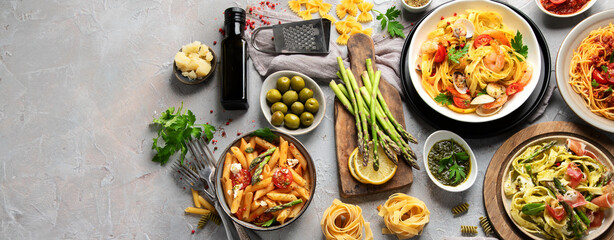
[214,129,316,230]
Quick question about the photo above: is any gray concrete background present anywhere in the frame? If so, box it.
[1,0,613,239]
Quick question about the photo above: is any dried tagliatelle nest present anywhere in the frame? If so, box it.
[174,41,213,79]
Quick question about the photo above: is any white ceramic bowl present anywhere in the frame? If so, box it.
[423,130,477,192]
[534,0,596,18]
[556,9,614,133]
[407,0,542,123]
[400,0,431,13]
[260,70,325,135]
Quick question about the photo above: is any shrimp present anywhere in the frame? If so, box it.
[486,83,506,98]
[484,42,505,72]
[481,94,508,110]
[482,29,511,47]
[420,37,448,55]
[517,64,534,87]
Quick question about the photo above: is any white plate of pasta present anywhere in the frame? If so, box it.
[501,136,614,239]
[556,9,614,133]
[214,129,315,230]
[407,0,542,123]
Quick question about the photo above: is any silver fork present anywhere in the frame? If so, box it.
[182,137,258,240]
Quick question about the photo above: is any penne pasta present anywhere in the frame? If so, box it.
[289,143,307,171]
[197,196,216,214]
[223,178,233,207]
[295,186,310,201]
[263,164,271,179]
[242,192,253,221]
[223,153,232,180]
[248,206,265,222]
[240,138,248,152]
[231,189,244,214]
[277,208,290,224]
[289,202,304,218]
[254,184,275,200]
[254,137,276,149]
[267,192,298,202]
[288,167,306,186]
[191,189,201,208]
[231,146,248,169]
[245,177,272,193]
[185,207,211,215]
[267,148,281,168]
[279,140,288,167]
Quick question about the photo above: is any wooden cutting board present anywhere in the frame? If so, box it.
[484,121,614,239]
[334,33,413,198]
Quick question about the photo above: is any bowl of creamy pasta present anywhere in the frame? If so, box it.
[501,136,614,239]
[214,129,316,231]
[407,0,542,123]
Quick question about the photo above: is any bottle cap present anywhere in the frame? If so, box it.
[224,7,245,24]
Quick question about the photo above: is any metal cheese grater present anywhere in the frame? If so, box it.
[251,18,331,54]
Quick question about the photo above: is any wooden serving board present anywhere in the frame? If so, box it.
[484,121,614,239]
[334,34,413,198]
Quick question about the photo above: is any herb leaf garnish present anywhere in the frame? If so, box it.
[448,43,471,64]
[374,6,405,38]
[511,30,528,61]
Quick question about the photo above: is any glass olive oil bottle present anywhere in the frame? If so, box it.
[221,7,249,110]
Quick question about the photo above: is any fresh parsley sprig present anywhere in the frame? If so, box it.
[151,103,215,165]
[434,93,453,106]
[438,152,469,184]
[374,6,405,38]
[448,43,471,64]
[511,30,528,61]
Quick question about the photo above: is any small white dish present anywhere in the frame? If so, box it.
[556,9,614,133]
[407,0,542,123]
[423,130,477,192]
[534,0,596,18]
[400,0,431,13]
[260,70,325,135]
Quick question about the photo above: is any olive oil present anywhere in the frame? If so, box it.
[221,7,249,110]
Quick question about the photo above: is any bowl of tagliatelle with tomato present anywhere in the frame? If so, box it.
[408,0,542,123]
[214,128,316,231]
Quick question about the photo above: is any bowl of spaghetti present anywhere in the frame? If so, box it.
[407,0,542,123]
[214,129,316,230]
[556,9,614,133]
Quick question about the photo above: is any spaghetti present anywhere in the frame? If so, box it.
[569,23,614,120]
[377,193,430,239]
[417,10,533,116]
[321,199,373,240]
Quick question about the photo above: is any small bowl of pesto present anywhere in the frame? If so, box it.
[423,130,477,192]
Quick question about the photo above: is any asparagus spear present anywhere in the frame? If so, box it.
[521,140,556,164]
[249,147,277,171]
[361,71,373,94]
[544,181,587,237]
[370,70,381,170]
[251,156,271,185]
[329,81,353,114]
[337,57,366,164]
[347,69,371,166]
[366,58,375,86]
[337,83,349,99]
[264,199,303,213]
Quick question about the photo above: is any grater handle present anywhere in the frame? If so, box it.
[251,26,277,54]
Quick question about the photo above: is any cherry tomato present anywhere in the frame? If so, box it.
[272,167,293,189]
[232,169,251,190]
[474,34,493,48]
[452,97,471,109]
[593,69,607,84]
[506,82,524,96]
[549,0,566,4]
[434,45,447,63]
[546,203,566,222]
[446,87,471,99]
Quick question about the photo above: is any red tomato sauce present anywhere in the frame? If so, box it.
[540,0,590,15]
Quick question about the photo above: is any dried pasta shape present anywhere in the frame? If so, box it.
[335,21,350,34]
[297,10,313,20]
[337,34,350,45]
[288,1,302,13]
[351,27,372,36]
[318,2,332,15]
[305,1,319,12]
[357,11,372,23]
[357,2,373,12]
[298,0,309,3]
[344,2,358,17]
[321,14,336,24]
[351,0,363,3]
[336,4,348,19]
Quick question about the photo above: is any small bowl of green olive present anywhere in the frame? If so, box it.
[260,70,325,135]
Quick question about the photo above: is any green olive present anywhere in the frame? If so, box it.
[271,111,284,126]
[300,112,314,127]
[290,102,304,115]
[266,89,282,103]
[298,88,314,103]
[290,76,305,91]
[270,102,288,114]
[305,98,319,113]
[282,90,299,106]
[284,113,300,129]
[277,77,291,93]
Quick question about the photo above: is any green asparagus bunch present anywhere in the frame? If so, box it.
[330,57,419,170]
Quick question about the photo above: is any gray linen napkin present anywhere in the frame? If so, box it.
[246,5,554,122]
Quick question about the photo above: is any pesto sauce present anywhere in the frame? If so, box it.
[427,139,470,186]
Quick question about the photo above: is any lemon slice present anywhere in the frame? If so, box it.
[348,148,369,184]
[352,143,397,185]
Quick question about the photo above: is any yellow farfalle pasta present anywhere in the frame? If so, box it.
[337,34,350,45]
[321,14,336,23]
[356,2,373,23]
[288,0,302,13]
